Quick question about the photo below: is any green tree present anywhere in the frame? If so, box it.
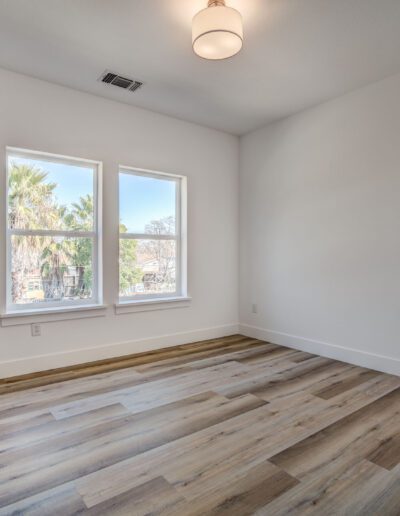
[143,217,176,291]
[119,223,142,295]
[8,165,144,302]
[8,163,59,230]
[8,163,92,302]
[64,194,94,296]
[8,163,60,302]
[40,237,72,299]
[64,194,93,231]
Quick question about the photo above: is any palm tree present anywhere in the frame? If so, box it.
[40,237,72,300]
[8,163,58,230]
[64,195,94,296]
[64,194,93,231]
[9,165,96,302]
[8,163,59,302]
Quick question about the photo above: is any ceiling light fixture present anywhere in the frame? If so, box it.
[192,0,243,60]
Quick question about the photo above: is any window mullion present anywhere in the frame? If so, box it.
[8,229,96,238]
[119,233,177,240]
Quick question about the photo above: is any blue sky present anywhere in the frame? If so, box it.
[9,156,175,233]
[9,156,93,208]
[119,172,175,233]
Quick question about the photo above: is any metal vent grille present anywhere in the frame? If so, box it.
[99,71,143,92]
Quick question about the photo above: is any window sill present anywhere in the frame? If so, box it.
[1,304,108,327]
[115,296,192,315]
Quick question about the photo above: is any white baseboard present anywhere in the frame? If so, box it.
[6,321,397,380]
[0,323,239,378]
[239,323,400,377]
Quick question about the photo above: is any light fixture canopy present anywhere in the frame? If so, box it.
[192,0,243,60]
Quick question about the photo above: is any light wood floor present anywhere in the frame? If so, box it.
[1,335,400,515]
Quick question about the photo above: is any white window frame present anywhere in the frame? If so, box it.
[5,147,103,313]
[118,166,187,304]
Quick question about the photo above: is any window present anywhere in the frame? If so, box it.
[6,148,102,312]
[119,167,186,302]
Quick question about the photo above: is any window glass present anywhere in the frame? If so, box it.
[119,238,176,297]
[119,169,182,300]
[7,150,100,311]
[8,155,94,231]
[119,173,176,234]
[11,236,93,304]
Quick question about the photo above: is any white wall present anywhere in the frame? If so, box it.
[240,72,400,375]
[0,68,239,377]
[3,65,400,379]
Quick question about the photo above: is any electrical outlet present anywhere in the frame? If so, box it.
[31,323,41,337]
[251,303,258,314]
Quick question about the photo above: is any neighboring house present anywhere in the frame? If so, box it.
[139,258,176,293]
[21,267,84,302]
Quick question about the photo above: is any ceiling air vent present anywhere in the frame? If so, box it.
[99,71,143,92]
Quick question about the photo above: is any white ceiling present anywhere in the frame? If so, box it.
[1,0,400,135]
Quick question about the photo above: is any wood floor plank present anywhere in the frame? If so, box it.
[0,484,86,516]
[185,342,282,370]
[236,345,297,364]
[76,376,398,509]
[347,464,400,516]
[253,359,353,402]
[0,403,130,453]
[215,356,349,399]
[0,392,265,507]
[266,374,398,437]
[289,351,317,363]
[0,367,144,417]
[76,386,386,508]
[261,393,400,514]
[0,411,55,439]
[256,459,389,515]
[51,361,253,419]
[0,334,398,514]
[76,405,275,507]
[269,387,400,480]
[186,461,298,515]
[0,362,196,418]
[131,338,268,377]
[86,476,187,516]
[362,372,400,397]
[312,368,380,400]
[366,432,400,470]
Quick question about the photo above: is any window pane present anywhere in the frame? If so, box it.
[119,239,176,297]
[8,155,94,231]
[11,235,93,304]
[119,172,176,234]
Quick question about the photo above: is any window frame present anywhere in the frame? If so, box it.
[118,165,187,303]
[5,147,103,313]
